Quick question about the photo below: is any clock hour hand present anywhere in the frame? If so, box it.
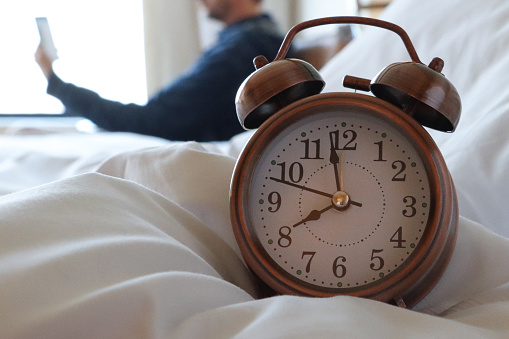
[293,204,334,227]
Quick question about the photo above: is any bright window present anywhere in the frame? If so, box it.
[0,0,147,114]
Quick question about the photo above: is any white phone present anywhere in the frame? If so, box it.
[36,17,58,61]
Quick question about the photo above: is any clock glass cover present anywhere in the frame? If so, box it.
[243,103,438,296]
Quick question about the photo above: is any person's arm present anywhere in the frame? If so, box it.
[45,72,164,136]
[35,44,160,137]
[33,18,284,142]
[34,43,244,141]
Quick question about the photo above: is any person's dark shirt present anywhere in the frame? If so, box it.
[47,14,292,141]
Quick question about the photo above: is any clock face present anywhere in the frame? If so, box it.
[236,99,443,298]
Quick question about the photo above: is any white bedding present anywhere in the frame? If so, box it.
[1,0,509,337]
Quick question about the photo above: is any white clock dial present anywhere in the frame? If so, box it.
[246,107,431,292]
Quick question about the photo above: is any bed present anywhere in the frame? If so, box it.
[1,0,509,337]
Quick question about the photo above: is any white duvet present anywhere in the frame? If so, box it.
[1,0,509,337]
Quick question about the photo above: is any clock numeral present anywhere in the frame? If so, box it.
[276,161,304,183]
[301,139,323,159]
[278,226,292,248]
[374,141,387,162]
[370,249,385,271]
[329,130,358,151]
[267,191,281,213]
[342,130,358,150]
[333,256,347,278]
[390,227,406,248]
[391,160,407,182]
[301,251,316,273]
[402,196,417,217]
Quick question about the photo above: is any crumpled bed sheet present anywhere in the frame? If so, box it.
[1,143,508,338]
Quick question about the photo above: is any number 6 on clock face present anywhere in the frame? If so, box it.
[230,93,457,307]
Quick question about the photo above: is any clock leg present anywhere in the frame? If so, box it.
[394,296,407,308]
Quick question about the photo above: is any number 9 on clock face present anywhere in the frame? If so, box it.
[230,93,457,305]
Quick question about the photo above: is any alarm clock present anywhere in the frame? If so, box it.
[230,16,461,308]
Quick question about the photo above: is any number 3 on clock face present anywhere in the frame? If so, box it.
[231,93,457,306]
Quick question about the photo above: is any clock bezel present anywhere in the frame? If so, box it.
[230,92,458,307]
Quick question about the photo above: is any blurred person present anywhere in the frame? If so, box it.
[35,0,292,141]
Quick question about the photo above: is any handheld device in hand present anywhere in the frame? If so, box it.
[36,17,58,61]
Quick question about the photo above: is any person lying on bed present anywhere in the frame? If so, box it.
[35,0,292,142]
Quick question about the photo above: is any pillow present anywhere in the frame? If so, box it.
[320,0,509,237]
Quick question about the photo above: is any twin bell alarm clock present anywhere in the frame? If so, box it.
[230,16,461,308]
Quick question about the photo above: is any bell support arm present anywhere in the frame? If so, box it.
[274,16,422,65]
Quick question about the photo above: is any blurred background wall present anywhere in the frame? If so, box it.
[143,0,359,96]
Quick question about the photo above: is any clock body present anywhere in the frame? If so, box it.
[230,92,458,308]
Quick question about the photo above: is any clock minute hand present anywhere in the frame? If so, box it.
[329,148,343,191]
[269,177,363,207]
[269,177,332,198]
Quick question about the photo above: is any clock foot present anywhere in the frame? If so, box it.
[394,296,407,309]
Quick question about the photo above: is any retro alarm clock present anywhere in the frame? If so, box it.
[230,17,461,308]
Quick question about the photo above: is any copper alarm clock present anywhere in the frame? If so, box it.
[230,17,461,308]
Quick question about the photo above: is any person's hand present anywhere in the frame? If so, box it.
[35,44,54,80]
